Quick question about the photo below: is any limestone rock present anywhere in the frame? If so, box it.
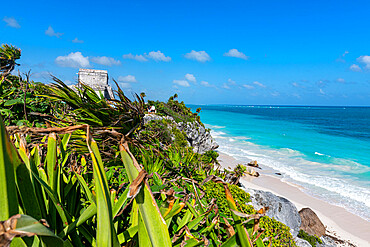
[299,208,326,238]
[318,235,337,247]
[242,187,301,237]
[245,167,259,177]
[294,237,312,247]
[247,160,259,168]
[177,121,218,154]
[142,114,218,154]
[143,114,174,125]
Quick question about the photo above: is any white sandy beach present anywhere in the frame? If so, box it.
[218,152,370,247]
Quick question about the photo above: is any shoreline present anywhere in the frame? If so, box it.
[217,152,370,247]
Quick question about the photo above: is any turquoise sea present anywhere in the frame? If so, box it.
[190,105,370,221]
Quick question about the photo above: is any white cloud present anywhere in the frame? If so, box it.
[173,80,190,87]
[185,73,196,83]
[146,51,171,62]
[221,78,237,89]
[271,91,280,97]
[72,38,84,43]
[243,84,254,89]
[292,82,299,87]
[91,56,121,66]
[336,51,349,63]
[201,81,211,87]
[357,55,370,69]
[253,81,266,88]
[184,50,211,62]
[123,51,171,62]
[55,52,90,68]
[119,83,132,89]
[118,75,137,83]
[122,53,148,62]
[228,78,236,85]
[336,78,345,83]
[222,83,230,89]
[45,26,63,38]
[3,17,20,28]
[224,49,248,60]
[349,64,361,72]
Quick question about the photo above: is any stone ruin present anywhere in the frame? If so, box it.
[77,69,114,99]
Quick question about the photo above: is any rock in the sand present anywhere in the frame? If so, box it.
[299,208,326,237]
[294,237,312,247]
[242,187,301,237]
[247,160,259,168]
[245,167,259,177]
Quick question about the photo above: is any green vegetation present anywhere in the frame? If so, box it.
[147,97,203,125]
[203,181,296,246]
[0,44,21,79]
[203,181,255,218]
[0,43,297,246]
[297,230,323,247]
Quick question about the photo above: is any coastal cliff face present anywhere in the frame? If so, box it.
[176,121,219,154]
[143,114,218,154]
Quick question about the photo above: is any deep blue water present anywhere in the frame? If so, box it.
[190,105,370,221]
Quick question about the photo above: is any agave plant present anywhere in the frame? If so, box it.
[1,115,278,246]
[39,76,145,135]
[0,116,173,246]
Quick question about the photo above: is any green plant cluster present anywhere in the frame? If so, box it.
[202,181,296,247]
[139,119,174,145]
[0,75,53,126]
[202,181,255,218]
[0,44,21,77]
[172,127,188,147]
[147,97,202,125]
[139,118,189,148]
[259,217,297,247]
[297,230,323,247]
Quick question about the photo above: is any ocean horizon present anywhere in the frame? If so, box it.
[190,104,370,221]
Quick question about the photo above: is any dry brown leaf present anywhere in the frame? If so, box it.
[0,214,35,247]
[128,170,147,198]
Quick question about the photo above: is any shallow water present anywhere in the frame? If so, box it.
[190,105,370,221]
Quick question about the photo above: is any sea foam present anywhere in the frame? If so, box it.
[211,129,370,221]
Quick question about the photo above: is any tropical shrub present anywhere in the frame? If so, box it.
[203,181,297,246]
[0,116,172,246]
[203,181,255,218]
[0,44,21,79]
[297,230,323,247]
[147,97,202,125]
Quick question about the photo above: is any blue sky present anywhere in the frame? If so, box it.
[1,0,370,106]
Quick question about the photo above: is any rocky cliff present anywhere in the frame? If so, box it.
[176,121,219,154]
[143,114,218,154]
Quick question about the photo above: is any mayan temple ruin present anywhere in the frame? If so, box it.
[78,68,114,99]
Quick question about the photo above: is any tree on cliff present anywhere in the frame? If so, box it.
[0,44,21,81]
